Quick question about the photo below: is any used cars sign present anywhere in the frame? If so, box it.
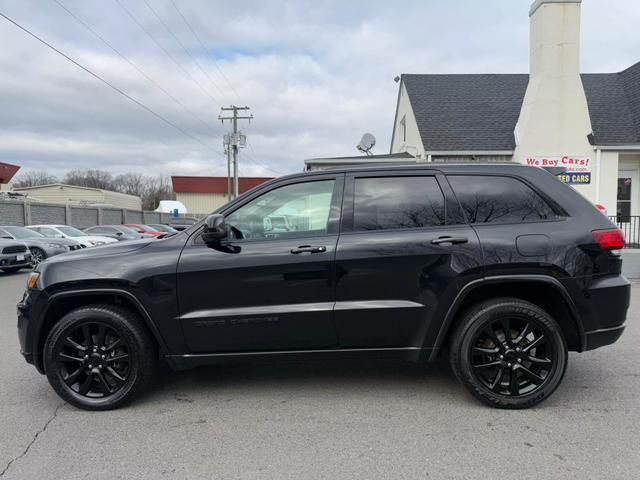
[524,156,592,184]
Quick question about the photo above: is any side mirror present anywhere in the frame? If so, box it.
[116,231,123,236]
[202,214,228,245]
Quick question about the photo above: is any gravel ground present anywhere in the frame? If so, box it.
[1,270,639,480]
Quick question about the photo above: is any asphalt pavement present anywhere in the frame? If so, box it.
[1,269,639,479]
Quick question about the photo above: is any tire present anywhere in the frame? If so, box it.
[30,247,46,266]
[44,304,157,411]
[450,297,567,409]
[1,267,22,273]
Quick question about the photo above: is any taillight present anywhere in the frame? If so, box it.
[592,229,625,250]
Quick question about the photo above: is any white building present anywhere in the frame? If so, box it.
[12,183,142,210]
[389,0,640,219]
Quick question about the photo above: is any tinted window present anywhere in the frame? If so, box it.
[226,180,335,240]
[353,176,445,231]
[448,175,557,224]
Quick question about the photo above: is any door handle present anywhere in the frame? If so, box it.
[431,236,469,245]
[290,245,327,254]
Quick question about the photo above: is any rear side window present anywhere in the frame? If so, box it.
[353,176,445,231]
[448,175,557,224]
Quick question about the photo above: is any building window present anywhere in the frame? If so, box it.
[617,177,633,221]
[400,116,407,143]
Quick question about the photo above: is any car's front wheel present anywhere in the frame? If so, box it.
[450,297,567,409]
[30,247,45,266]
[43,305,157,410]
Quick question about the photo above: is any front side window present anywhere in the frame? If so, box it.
[353,176,445,231]
[225,180,336,240]
[448,175,558,224]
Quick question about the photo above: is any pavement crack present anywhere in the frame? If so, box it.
[0,402,66,478]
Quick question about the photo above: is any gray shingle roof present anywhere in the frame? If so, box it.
[402,63,640,151]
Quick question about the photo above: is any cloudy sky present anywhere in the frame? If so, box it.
[1,0,639,179]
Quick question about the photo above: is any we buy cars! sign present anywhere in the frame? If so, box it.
[523,156,591,185]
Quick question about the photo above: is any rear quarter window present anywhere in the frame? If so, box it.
[447,175,559,224]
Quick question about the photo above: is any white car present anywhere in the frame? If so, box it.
[26,225,118,247]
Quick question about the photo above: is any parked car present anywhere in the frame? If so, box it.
[122,224,164,237]
[0,238,31,273]
[146,224,179,234]
[25,225,118,248]
[17,164,629,410]
[83,225,153,242]
[0,225,83,266]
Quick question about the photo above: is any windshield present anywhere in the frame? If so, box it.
[3,226,44,239]
[118,226,138,234]
[150,224,175,233]
[57,226,87,237]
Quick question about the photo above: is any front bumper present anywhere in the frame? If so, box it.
[1,252,32,269]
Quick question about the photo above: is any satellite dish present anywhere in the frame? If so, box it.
[357,133,376,156]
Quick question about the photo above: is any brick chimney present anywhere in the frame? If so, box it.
[514,0,595,196]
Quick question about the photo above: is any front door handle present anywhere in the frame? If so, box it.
[290,245,327,254]
[431,236,469,245]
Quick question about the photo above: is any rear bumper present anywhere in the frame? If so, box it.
[580,274,630,351]
[584,324,625,351]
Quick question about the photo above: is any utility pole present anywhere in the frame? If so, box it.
[219,106,252,199]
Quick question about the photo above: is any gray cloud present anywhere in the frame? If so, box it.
[0,0,638,179]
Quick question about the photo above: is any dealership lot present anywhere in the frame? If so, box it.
[1,271,639,479]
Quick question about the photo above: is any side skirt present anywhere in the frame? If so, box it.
[165,347,432,371]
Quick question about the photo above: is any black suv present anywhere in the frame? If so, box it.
[17,164,629,410]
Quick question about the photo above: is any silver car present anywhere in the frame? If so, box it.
[0,226,84,266]
[0,237,32,273]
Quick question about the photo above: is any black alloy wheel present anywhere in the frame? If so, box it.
[450,298,567,409]
[469,316,554,397]
[44,305,156,410]
[30,247,45,266]
[54,322,130,398]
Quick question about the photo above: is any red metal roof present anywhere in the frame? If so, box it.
[171,176,273,194]
[0,161,20,184]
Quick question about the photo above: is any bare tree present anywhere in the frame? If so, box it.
[11,170,58,188]
[113,173,145,197]
[141,174,174,210]
[63,169,114,190]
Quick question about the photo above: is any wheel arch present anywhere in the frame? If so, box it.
[428,275,585,362]
[33,289,168,373]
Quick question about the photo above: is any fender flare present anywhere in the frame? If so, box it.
[34,288,169,371]
[427,274,585,362]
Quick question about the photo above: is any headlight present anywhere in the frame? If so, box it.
[27,272,40,289]
[46,243,66,249]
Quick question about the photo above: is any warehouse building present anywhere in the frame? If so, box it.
[171,176,273,214]
[389,0,640,218]
[12,183,142,210]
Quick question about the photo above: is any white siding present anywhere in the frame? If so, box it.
[390,82,426,159]
[175,192,229,214]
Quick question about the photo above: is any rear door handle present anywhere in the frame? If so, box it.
[290,245,327,254]
[431,236,469,245]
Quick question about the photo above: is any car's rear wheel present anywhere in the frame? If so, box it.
[450,297,567,409]
[30,247,45,266]
[44,305,157,410]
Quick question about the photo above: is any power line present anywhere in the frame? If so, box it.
[0,10,224,157]
[112,0,220,108]
[241,150,288,176]
[141,0,232,105]
[50,0,218,134]
[169,0,247,105]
